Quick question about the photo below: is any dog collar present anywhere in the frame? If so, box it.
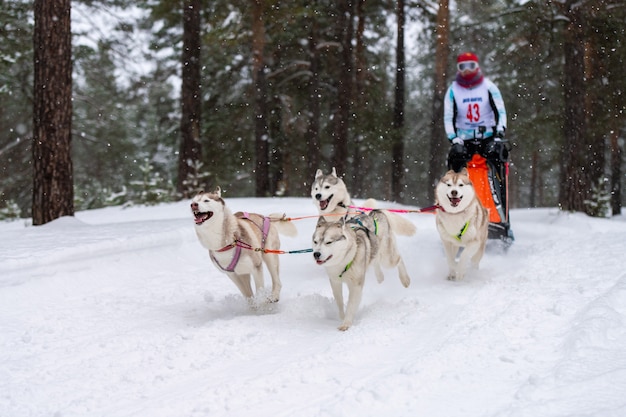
[455,221,470,241]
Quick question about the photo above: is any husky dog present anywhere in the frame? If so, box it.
[311,168,353,217]
[312,210,415,331]
[311,167,380,222]
[191,187,297,302]
[435,168,489,281]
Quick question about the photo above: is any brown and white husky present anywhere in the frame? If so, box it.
[191,187,297,302]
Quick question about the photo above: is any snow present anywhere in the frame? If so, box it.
[1,197,626,417]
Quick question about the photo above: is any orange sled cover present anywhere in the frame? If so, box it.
[467,154,501,223]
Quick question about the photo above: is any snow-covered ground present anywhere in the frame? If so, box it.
[2,197,625,417]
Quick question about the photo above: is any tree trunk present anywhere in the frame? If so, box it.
[332,0,354,177]
[558,4,590,212]
[252,0,270,196]
[32,0,74,225]
[306,3,321,184]
[609,129,622,215]
[178,0,202,197]
[391,0,406,203]
[428,0,450,198]
[269,95,285,196]
[351,0,367,196]
[530,150,538,207]
[583,38,606,211]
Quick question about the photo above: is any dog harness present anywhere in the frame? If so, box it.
[346,216,378,236]
[336,212,382,279]
[338,259,354,278]
[338,216,375,279]
[210,212,271,272]
[455,221,470,241]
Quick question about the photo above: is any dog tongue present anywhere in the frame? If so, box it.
[450,197,462,207]
[195,213,210,224]
[320,199,329,210]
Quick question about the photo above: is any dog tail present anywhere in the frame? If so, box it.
[384,211,417,236]
[361,198,377,209]
[268,213,298,237]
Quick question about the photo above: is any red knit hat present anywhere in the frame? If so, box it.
[457,52,479,64]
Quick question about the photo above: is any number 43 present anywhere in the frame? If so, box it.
[466,103,480,122]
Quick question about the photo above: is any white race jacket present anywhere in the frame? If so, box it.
[443,78,507,141]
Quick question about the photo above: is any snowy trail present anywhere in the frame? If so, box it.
[2,199,626,417]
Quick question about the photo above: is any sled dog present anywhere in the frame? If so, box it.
[312,210,415,331]
[191,187,297,302]
[311,168,353,217]
[435,168,489,281]
[311,167,380,220]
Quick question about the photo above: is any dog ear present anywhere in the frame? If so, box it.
[316,216,327,227]
[213,186,221,197]
[331,167,338,177]
[315,169,323,179]
[339,217,350,236]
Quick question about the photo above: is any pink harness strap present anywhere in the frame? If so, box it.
[210,213,271,273]
[241,212,271,249]
[210,245,241,272]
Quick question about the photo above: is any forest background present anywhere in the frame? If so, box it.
[1,0,625,223]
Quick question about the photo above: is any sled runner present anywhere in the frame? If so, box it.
[463,138,514,249]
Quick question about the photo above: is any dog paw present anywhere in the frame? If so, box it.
[400,274,411,288]
[447,273,463,281]
[375,265,384,283]
[337,323,351,331]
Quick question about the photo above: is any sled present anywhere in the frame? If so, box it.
[465,148,514,250]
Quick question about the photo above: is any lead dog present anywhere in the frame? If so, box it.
[435,168,489,281]
[191,187,297,302]
[312,210,415,331]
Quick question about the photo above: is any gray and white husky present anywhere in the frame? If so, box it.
[191,187,297,303]
[435,168,489,281]
[312,210,415,331]
[311,168,353,217]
